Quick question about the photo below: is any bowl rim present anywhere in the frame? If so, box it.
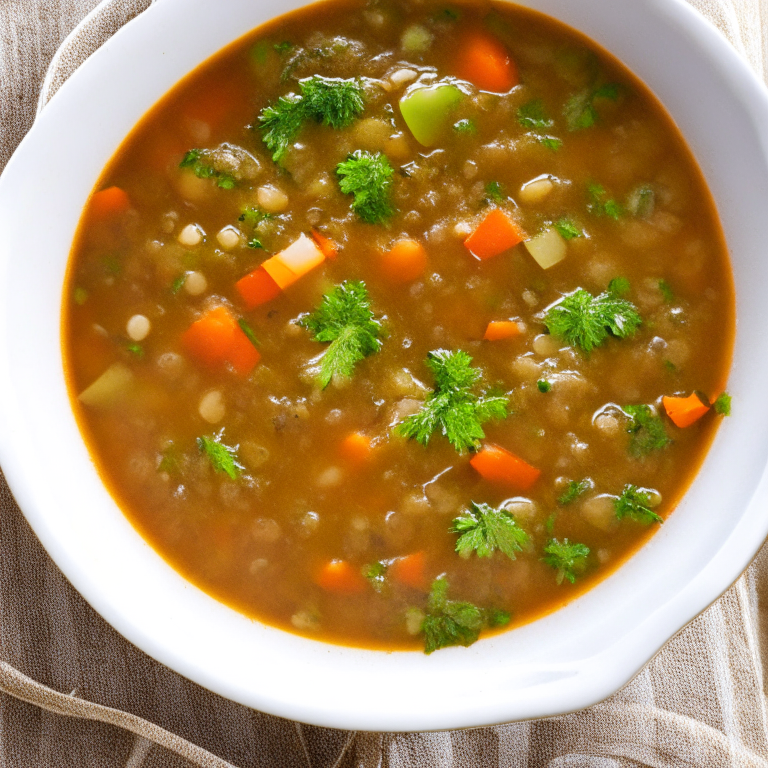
[0,0,767,731]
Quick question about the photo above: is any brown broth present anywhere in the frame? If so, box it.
[63,0,734,651]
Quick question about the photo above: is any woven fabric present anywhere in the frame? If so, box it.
[1,0,767,766]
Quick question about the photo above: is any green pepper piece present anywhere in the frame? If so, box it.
[399,83,463,146]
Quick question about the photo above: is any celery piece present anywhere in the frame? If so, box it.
[399,83,463,146]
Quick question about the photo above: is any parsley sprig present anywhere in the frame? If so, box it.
[587,182,623,220]
[622,404,671,458]
[301,281,383,388]
[558,479,591,505]
[544,288,642,353]
[542,538,590,584]
[197,430,244,480]
[614,484,662,524]
[179,150,236,189]
[564,82,623,131]
[336,150,396,224]
[451,502,529,560]
[258,76,365,163]
[421,577,483,654]
[517,99,562,150]
[396,350,509,453]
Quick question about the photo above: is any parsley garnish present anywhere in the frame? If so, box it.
[421,576,483,654]
[170,274,186,294]
[179,149,236,189]
[714,393,731,416]
[484,181,504,204]
[554,218,582,240]
[237,318,260,349]
[537,380,551,393]
[158,443,180,475]
[558,479,591,505]
[450,502,529,560]
[564,82,622,131]
[622,404,671,458]
[396,350,509,453]
[614,484,662,524]
[126,343,144,358]
[301,281,383,388]
[197,430,244,480]
[336,150,396,224]
[453,118,477,135]
[363,561,388,592]
[587,182,623,219]
[658,279,674,303]
[273,41,293,54]
[544,288,642,353]
[517,99,562,150]
[487,609,511,628]
[238,207,274,227]
[608,276,630,296]
[542,538,590,584]
[258,76,365,163]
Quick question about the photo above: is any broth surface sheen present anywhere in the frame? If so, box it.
[63,0,734,652]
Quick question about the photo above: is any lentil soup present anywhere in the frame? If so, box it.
[63,0,734,652]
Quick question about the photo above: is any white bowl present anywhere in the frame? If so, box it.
[0,0,766,731]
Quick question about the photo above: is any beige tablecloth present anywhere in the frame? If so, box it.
[1,1,768,766]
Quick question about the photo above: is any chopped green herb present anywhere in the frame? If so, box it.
[538,136,563,151]
[537,380,552,393]
[542,538,590,584]
[714,392,732,416]
[158,444,180,475]
[553,218,582,240]
[237,318,260,349]
[622,404,671,458]
[247,238,265,250]
[450,502,529,560]
[179,149,237,189]
[336,150,396,224]
[558,479,591,505]
[658,279,674,303]
[544,288,642,353]
[487,609,511,628]
[239,207,274,227]
[421,576,483,654]
[564,82,622,131]
[627,184,655,218]
[453,118,477,135]
[396,349,509,453]
[587,182,623,220]
[73,287,88,306]
[484,181,504,204]
[301,281,383,388]
[517,99,562,150]
[171,274,186,294]
[258,76,365,163]
[663,360,677,373]
[273,40,293,54]
[545,512,557,534]
[363,561,388,592]
[614,484,662,524]
[197,430,244,480]
[126,343,144,358]
[608,276,630,296]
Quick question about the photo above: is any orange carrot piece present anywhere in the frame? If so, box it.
[483,321,522,341]
[464,209,526,260]
[470,443,541,491]
[389,552,427,590]
[227,326,261,376]
[182,306,237,367]
[381,238,428,283]
[89,186,130,221]
[339,432,373,464]
[261,255,300,291]
[236,267,282,309]
[314,559,366,594]
[663,393,710,428]
[311,229,338,260]
[455,32,518,93]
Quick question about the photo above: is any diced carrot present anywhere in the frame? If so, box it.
[88,186,130,221]
[227,326,261,376]
[182,306,237,367]
[314,559,366,594]
[381,239,428,283]
[470,443,541,491]
[389,552,427,590]
[464,209,526,260]
[275,233,325,278]
[339,432,373,464]
[484,321,522,341]
[311,229,338,260]
[236,267,282,309]
[455,32,518,93]
[663,393,710,428]
[261,255,300,291]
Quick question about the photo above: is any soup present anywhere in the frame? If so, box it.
[63,0,734,653]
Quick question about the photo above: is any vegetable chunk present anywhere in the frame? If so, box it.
[464,209,526,260]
